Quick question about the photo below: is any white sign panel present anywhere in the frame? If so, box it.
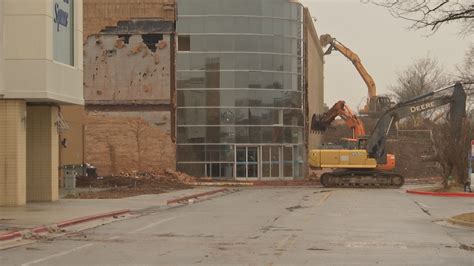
[53,0,74,65]
[471,140,474,158]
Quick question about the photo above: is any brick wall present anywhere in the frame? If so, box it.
[83,0,176,39]
[85,113,175,176]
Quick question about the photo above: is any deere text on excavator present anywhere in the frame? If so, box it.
[309,82,467,188]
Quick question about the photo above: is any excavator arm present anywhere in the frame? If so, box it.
[367,82,467,164]
[320,34,393,115]
[311,100,366,139]
[321,34,377,98]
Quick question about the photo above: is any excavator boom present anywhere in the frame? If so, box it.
[320,34,393,115]
[321,34,377,98]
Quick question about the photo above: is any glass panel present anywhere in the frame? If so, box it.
[177,53,190,71]
[262,146,270,178]
[220,72,235,88]
[176,145,234,162]
[177,71,205,89]
[191,53,205,70]
[235,72,249,88]
[271,146,280,178]
[247,147,258,178]
[235,127,249,143]
[190,36,206,51]
[273,19,284,36]
[205,17,221,33]
[284,146,293,177]
[220,163,234,178]
[234,17,249,34]
[189,17,205,33]
[177,163,205,177]
[236,147,246,178]
[178,108,302,126]
[248,72,262,88]
[261,54,273,70]
[176,18,190,33]
[177,126,303,144]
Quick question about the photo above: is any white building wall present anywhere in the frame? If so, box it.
[2,0,83,105]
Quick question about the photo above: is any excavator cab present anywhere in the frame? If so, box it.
[360,96,394,117]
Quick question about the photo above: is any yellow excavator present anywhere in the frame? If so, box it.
[310,82,467,188]
[320,34,393,116]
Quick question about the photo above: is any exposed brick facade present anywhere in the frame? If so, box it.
[85,113,176,176]
[83,0,176,39]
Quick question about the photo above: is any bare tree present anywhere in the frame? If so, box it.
[390,55,448,126]
[456,45,474,118]
[433,119,470,188]
[457,44,474,82]
[127,118,150,172]
[363,0,474,34]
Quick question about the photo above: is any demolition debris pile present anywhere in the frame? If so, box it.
[74,168,195,199]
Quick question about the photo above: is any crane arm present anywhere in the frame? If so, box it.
[366,82,467,164]
[311,100,366,139]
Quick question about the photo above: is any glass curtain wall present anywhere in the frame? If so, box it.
[176,0,305,179]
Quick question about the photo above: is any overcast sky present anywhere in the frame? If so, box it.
[301,0,472,111]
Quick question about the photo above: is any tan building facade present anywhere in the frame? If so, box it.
[304,7,324,156]
[0,0,83,206]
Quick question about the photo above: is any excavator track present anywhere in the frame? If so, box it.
[320,170,404,188]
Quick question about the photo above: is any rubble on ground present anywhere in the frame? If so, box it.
[73,168,195,199]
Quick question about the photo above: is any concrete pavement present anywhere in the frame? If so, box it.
[0,187,222,234]
[1,187,473,265]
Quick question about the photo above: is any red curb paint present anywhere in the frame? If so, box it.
[56,209,130,228]
[0,231,22,241]
[167,188,229,205]
[406,189,474,197]
[0,209,130,242]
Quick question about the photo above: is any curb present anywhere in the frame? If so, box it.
[448,217,474,228]
[167,188,229,205]
[406,189,474,197]
[192,181,321,187]
[0,209,130,242]
[447,213,474,228]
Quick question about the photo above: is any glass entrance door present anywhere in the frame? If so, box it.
[236,146,259,180]
[261,146,281,179]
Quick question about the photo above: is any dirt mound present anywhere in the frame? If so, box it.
[73,169,195,199]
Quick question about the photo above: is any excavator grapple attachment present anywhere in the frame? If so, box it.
[311,113,332,134]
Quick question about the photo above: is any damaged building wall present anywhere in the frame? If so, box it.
[59,1,177,177]
[83,0,176,39]
[80,20,176,176]
[84,33,171,103]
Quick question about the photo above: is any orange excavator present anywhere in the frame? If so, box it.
[320,34,393,116]
[311,100,366,140]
